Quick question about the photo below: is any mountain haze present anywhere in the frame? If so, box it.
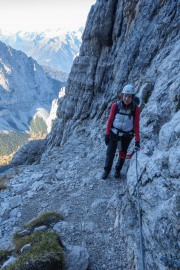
[0,28,83,75]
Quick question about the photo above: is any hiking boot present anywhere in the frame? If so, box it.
[114,170,121,179]
[102,171,109,180]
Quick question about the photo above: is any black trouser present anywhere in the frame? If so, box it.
[104,132,133,174]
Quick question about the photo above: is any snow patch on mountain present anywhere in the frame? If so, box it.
[0,28,83,74]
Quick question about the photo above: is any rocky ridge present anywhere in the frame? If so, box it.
[45,0,180,268]
[0,28,83,74]
[0,41,63,131]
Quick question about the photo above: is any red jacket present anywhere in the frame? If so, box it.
[106,102,140,142]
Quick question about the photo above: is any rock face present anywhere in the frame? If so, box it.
[11,139,47,166]
[47,0,179,269]
[0,41,63,131]
[0,1,179,270]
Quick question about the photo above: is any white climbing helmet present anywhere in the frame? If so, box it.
[122,84,135,95]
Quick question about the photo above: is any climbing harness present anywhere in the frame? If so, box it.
[120,145,143,160]
[135,150,145,270]
[119,150,135,159]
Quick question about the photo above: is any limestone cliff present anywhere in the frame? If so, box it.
[47,0,179,269]
[0,41,63,131]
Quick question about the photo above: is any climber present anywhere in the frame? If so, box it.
[102,84,140,180]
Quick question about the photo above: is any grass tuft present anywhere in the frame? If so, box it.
[5,212,65,270]
[6,232,64,270]
[22,211,63,230]
[13,231,61,252]
[0,249,12,265]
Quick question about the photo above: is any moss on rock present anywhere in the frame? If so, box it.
[3,211,65,270]
[0,249,12,265]
[6,233,64,270]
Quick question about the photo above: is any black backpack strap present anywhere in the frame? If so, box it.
[116,99,121,114]
[131,101,136,117]
[131,96,140,116]
[116,99,133,118]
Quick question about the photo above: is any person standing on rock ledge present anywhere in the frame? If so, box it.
[102,84,140,180]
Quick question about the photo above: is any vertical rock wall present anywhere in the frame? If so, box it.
[48,0,179,269]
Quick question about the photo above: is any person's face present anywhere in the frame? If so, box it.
[123,94,133,105]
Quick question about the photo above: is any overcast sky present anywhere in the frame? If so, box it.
[0,0,96,33]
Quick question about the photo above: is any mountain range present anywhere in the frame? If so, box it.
[0,40,64,155]
[0,27,83,156]
[0,28,83,77]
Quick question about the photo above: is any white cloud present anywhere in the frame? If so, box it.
[0,0,96,33]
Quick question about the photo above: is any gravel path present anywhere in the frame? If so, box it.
[1,134,130,270]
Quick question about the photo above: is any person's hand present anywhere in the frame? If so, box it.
[105,135,110,145]
[135,141,140,151]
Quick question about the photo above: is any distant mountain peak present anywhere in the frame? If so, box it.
[0,27,84,73]
[0,41,64,131]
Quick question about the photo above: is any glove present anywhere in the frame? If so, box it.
[105,135,110,145]
[135,141,140,151]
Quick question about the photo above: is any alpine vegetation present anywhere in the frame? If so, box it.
[0,212,65,270]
